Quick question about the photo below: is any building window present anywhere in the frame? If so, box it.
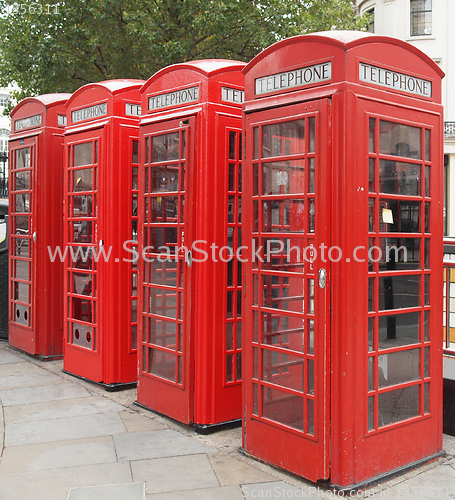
[0,95,9,108]
[410,0,432,36]
[367,8,374,33]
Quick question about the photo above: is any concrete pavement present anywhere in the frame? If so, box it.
[0,340,454,500]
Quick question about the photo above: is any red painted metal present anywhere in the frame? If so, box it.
[242,31,444,488]
[9,94,71,358]
[137,60,245,429]
[63,80,144,388]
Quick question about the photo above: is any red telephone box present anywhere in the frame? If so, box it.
[63,80,144,389]
[137,60,245,431]
[9,94,71,358]
[242,32,444,488]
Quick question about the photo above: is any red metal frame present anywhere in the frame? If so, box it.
[242,32,444,488]
[63,80,144,388]
[9,94,71,358]
[137,60,245,429]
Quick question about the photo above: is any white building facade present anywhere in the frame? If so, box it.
[355,0,455,236]
[0,85,16,199]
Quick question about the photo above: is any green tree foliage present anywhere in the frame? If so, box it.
[0,0,368,101]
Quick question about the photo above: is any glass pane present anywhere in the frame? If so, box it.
[368,396,375,431]
[369,199,375,233]
[378,385,419,426]
[379,161,420,196]
[152,132,180,162]
[379,121,421,159]
[73,273,92,296]
[369,158,375,192]
[262,350,304,392]
[15,193,29,212]
[149,260,178,287]
[425,165,430,197]
[262,161,305,195]
[308,158,315,193]
[16,148,31,169]
[72,297,92,322]
[150,288,177,319]
[263,199,305,233]
[368,317,374,351]
[148,347,176,382]
[378,238,421,271]
[260,237,306,273]
[378,349,420,388]
[73,195,92,217]
[380,200,420,233]
[369,277,375,312]
[229,131,237,160]
[425,129,431,161]
[262,274,304,313]
[74,142,94,167]
[262,311,305,353]
[378,275,420,310]
[369,118,375,153]
[15,215,29,234]
[149,318,177,348]
[132,140,139,163]
[424,382,430,413]
[368,357,374,391]
[73,168,93,191]
[309,117,315,153]
[14,260,29,281]
[151,166,179,193]
[15,170,29,190]
[253,127,259,160]
[262,386,304,431]
[72,221,93,243]
[378,312,419,349]
[262,120,305,158]
[14,282,29,302]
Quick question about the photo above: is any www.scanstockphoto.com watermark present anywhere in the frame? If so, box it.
[47,240,410,265]
[241,485,451,498]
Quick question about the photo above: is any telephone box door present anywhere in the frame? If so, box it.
[9,138,36,341]
[64,130,103,380]
[243,99,330,481]
[138,117,195,423]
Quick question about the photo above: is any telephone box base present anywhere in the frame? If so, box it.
[239,449,444,493]
[8,344,63,361]
[194,418,241,435]
[62,370,137,392]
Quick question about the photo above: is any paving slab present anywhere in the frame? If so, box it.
[0,462,132,500]
[68,482,145,500]
[131,454,220,494]
[119,410,168,433]
[0,367,62,390]
[0,349,23,365]
[5,411,126,446]
[146,484,245,499]
[113,429,215,461]
[0,436,114,475]
[0,382,91,406]
[381,463,455,499]
[4,396,125,425]
[208,452,277,486]
[242,481,319,499]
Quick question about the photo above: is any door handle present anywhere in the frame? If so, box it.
[186,250,192,267]
[99,239,104,250]
[32,231,37,243]
[318,268,326,289]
